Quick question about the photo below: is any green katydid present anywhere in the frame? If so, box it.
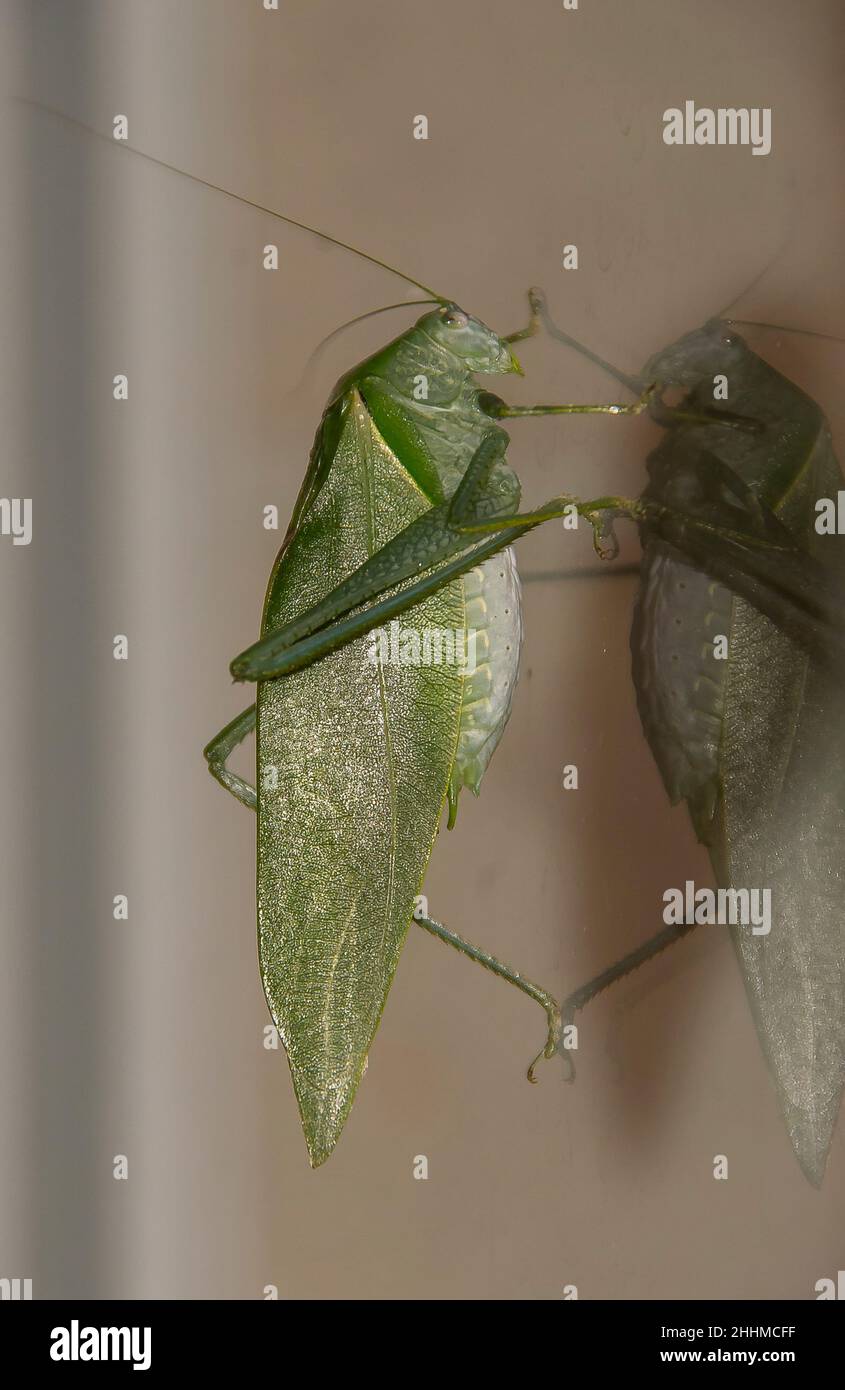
[20,102,655,1166]
[204,250,657,1167]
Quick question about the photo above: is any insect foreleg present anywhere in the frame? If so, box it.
[502,288,544,346]
[203,704,257,809]
[414,912,561,1082]
[489,383,656,420]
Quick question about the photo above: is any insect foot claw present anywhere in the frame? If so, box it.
[526,1003,562,1084]
[591,513,620,562]
[528,287,546,315]
[526,1043,553,1084]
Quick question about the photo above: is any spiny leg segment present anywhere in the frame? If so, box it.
[203,704,257,808]
[415,912,561,1082]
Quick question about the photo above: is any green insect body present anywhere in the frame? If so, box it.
[633,320,845,1184]
[321,309,526,810]
[246,308,526,1165]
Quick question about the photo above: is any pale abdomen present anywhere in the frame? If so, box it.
[451,546,523,798]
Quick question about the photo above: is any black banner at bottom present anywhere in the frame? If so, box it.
[1,1299,842,1374]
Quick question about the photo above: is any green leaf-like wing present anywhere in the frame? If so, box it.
[256,391,464,1166]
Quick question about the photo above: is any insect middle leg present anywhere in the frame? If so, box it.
[203,704,257,809]
[415,911,562,1082]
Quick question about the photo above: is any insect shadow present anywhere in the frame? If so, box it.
[533,294,845,1185]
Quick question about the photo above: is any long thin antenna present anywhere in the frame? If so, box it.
[728,319,845,348]
[716,248,785,319]
[296,299,439,389]
[308,299,439,357]
[19,98,448,303]
[715,242,845,344]
[536,291,845,395]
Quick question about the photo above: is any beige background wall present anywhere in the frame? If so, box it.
[1,0,843,1298]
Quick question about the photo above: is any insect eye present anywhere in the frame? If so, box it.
[442,307,469,329]
[720,330,738,347]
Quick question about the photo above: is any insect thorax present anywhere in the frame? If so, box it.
[342,326,522,506]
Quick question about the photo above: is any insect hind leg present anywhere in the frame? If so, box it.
[414,910,561,1082]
